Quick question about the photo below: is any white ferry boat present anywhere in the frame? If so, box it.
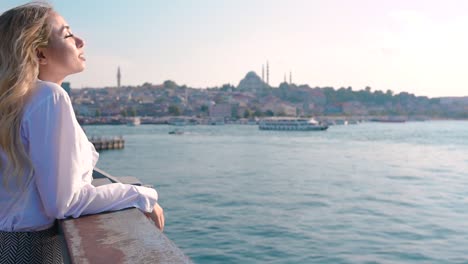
[127,117,141,126]
[259,117,328,131]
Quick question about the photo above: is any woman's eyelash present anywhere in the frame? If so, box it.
[65,33,74,39]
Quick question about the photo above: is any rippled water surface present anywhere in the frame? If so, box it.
[85,121,468,263]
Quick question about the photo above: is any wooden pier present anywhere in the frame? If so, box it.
[90,136,125,151]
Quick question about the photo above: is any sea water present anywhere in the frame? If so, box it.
[85,121,468,263]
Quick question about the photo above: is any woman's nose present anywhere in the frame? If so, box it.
[75,35,85,48]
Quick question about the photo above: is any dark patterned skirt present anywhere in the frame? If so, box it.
[0,223,63,264]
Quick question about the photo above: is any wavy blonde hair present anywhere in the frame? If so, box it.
[0,2,52,188]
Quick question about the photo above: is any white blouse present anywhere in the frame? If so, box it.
[0,80,158,232]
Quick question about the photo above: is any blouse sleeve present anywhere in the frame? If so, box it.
[24,88,158,219]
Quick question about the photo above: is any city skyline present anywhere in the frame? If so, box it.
[1,0,468,97]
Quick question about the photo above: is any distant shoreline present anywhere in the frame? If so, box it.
[78,115,467,126]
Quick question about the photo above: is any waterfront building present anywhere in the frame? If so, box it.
[342,101,368,115]
[268,102,297,116]
[209,103,231,119]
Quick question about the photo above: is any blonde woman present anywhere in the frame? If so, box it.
[0,3,164,263]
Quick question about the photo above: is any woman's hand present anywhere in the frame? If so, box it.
[145,203,165,231]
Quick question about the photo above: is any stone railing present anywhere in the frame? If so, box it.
[58,168,192,264]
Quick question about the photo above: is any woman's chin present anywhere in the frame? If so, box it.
[74,64,86,73]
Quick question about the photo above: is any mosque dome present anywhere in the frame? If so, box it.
[237,71,266,91]
[245,71,259,79]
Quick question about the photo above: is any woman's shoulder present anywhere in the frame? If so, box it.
[33,79,69,100]
[23,80,72,119]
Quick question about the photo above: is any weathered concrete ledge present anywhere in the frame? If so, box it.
[58,168,191,264]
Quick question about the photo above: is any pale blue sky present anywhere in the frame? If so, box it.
[2,0,468,97]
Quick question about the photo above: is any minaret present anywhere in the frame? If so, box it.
[262,65,265,82]
[284,73,287,83]
[117,66,121,88]
[266,61,269,85]
[289,71,292,84]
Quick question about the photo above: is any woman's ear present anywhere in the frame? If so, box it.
[36,48,47,65]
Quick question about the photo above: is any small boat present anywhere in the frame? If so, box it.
[209,118,225,125]
[169,129,184,135]
[127,117,141,126]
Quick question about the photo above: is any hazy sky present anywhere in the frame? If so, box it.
[2,0,468,97]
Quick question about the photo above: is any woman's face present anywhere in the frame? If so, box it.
[38,12,85,83]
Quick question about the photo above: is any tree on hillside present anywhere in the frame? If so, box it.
[163,80,178,89]
[264,110,274,116]
[214,94,227,104]
[221,83,235,91]
[200,104,209,113]
[129,107,137,117]
[254,109,263,117]
[334,87,356,102]
[323,87,337,104]
[168,105,181,116]
[243,109,252,118]
[231,105,240,119]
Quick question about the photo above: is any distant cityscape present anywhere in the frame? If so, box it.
[66,67,468,125]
